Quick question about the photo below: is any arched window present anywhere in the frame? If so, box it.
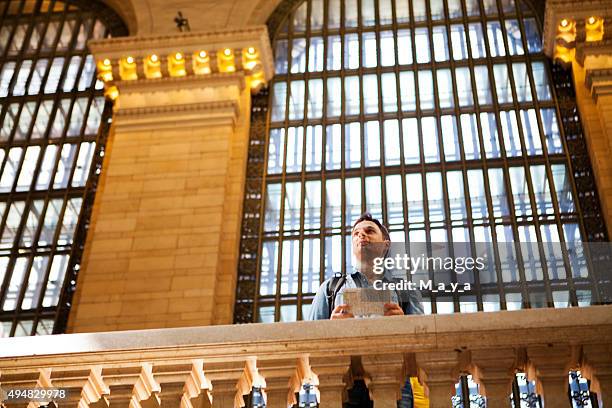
[0,0,127,337]
[235,0,607,323]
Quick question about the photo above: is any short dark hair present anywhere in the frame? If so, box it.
[352,213,390,242]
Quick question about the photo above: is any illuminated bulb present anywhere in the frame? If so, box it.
[126,56,134,64]
[588,16,597,25]
[199,50,207,58]
[247,47,255,54]
[224,48,232,56]
[560,18,569,27]
[150,54,158,62]
[103,58,111,66]
[175,52,183,60]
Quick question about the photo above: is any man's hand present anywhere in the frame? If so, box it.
[330,304,355,319]
[384,302,404,316]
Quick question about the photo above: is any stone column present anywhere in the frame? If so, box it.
[66,27,274,333]
[309,356,352,407]
[361,354,406,408]
[470,348,517,407]
[257,358,299,408]
[415,351,460,408]
[527,345,572,408]
[582,344,612,406]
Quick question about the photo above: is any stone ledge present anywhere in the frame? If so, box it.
[1,305,611,367]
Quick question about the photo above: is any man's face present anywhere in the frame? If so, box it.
[351,220,389,263]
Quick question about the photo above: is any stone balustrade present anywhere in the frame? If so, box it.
[1,305,611,407]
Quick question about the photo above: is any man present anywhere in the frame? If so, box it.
[308,213,423,320]
[307,213,425,408]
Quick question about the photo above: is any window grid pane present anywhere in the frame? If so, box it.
[236,0,606,324]
[0,0,126,337]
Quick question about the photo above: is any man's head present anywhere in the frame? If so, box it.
[351,213,390,266]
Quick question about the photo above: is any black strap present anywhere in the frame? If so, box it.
[326,273,347,317]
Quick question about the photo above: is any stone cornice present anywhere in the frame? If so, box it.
[585,68,612,101]
[113,71,246,94]
[543,0,612,57]
[112,100,240,132]
[576,39,612,65]
[88,25,274,82]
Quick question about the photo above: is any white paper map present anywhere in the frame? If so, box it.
[342,287,392,317]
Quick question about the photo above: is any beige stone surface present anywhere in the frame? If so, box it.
[66,27,273,333]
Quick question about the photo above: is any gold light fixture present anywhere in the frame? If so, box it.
[199,50,207,59]
[175,52,183,61]
[588,16,597,25]
[168,52,186,77]
[560,18,569,28]
[193,50,211,75]
[103,58,111,66]
[223,48,232,56]
[144,54,162,79]
[585,16,604,42]
[126,56,135,64]
[247,47,255,55]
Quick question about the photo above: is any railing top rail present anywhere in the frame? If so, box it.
[1,306,611,369]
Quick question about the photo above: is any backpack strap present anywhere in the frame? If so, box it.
[326,272,347,318]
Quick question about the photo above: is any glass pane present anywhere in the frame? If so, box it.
[487,21,506,57]
[418,70,434,110]
[259,242,278,295]
[363,74,378,114]
[308,37,324,72]
[552,164,575,214]
[280,240,299,294]
[384,120,400,165]
[437,69,454,109]
[38,199,63,246]
[311,0,324,30]
[345,0,358,27]
[427,172,444,222]
[441,115,461,162]
[365,176,382,220]
[380,30,395,66]
[493,64,513,104]
[540,108,563,154]
[326,77,341,117]
[530,165,554,215]
[326,124,342,170]
[395,0,410,23]
[345,122,361,168]
[344,33,359,69]
[520,109,542,155]
[16,146,41,191]
[406,173,424,223]
[489,168,509,217]
[326,35,341,70]
[302,238,320,293]
[304,180,321,229]
[403,118,420,164]
[509,166,531,217]
[415,28,430,63]
[21,256,49,310]
[447,171,467,221]
[325,179,342,228]
[474,65,492,105]
[285,127,303,173]
[361,0,376,26]
[501,110,522,157]
[275,39,288,74]
[289,80,305,119]
[468,23,486,59]
[455,67,474,107]
[397,30,413,65]
[307,79,323,118]
[399,71,416,111]
[422,117,439,163]
[345,177,362,225]
[450,24,468,60]
[532,61,552,101]
[433,26,449,62]
[271,82,287,122]
[461,113,481,161]
[291,38,307,73]
[362,32,377,68]
[513,63,533,102]
[328,0,341,28]
[305,125,322,171]
[344,76,360,115]
[524,18,542,53]
[481,112,501,159]
[505,19,524,55]
[264,184,282,232]
[386,174,404,225]
[381,73,397,112]
[364,121,380,167]
[468,170,488,220]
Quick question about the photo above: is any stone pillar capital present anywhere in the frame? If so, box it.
[86,26,274,132]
